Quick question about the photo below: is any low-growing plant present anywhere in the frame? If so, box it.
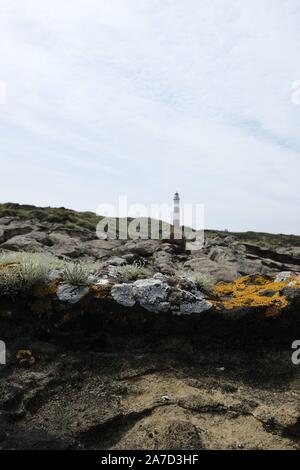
[180,271,216,296]
[117,264,152,281]
[0,253,50,296]
[0,251,64,269]
[62,261,91,286]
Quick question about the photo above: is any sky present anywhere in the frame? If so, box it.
[0,0,300,234]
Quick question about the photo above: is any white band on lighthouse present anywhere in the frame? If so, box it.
[173,192,180,227]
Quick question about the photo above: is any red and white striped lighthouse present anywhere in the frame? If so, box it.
[173,192,180,227]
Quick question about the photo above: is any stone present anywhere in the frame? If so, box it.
[0,222,32,242]
[108,257,127,267]
[0,234,45,252]
[57,285,89,304]
[111,284,136,307]
[111,278,171,313]
[179,298,212,315]
[133,278,170,313]
[275,271,298,283]
[153,251,176,275]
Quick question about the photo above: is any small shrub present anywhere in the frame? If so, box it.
[117,264,152,281]
[62,261,90,286]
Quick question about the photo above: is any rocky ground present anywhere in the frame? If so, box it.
[1,207,300,450]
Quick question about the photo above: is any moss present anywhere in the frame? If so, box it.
[214,275,300,311]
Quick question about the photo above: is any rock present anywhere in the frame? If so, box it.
[275,271,299,283]
[153,251,176,275]
[48,233,83,258]
[122,253,139,264]
[179,299,212,315]
[56,285,89,304]
[176,275,197,293]
[108,257,127,267]
[153,273,166,281]
[160,243,176,254]
[117,240,160,257]
[82,239,122,259]
[111,284,136,307]
[133,278,170,313]
[111,278,171,313]
[1,234,45,252]
[0,216,19,225]
[184,254,239,282]
[0,222,32,242]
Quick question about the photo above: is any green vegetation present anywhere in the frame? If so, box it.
[0,252,102,295]
[117,264,152,281]
[0,252,56,296]
[181,271,216,296]
[0,203,103,232]
[0,251,64,269]
[62,261,91,286]
[205,229,300,248]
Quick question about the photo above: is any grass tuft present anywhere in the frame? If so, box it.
[117,264,152,281]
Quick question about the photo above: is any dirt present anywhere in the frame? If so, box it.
[1,338,300,450]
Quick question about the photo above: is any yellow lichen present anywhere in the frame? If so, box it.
[32,279,60,297]
[213,274,300,311]
[90,284,112,299]
[16,349,36,366]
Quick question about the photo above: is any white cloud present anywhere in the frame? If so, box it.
[0,0,300,233]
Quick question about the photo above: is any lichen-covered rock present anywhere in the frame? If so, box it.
[111,278,171,313]
[133,278,170,313]
[56,284,89,304]
[111,283,136,307]
[179,298,212,315]
[275,271,300,283]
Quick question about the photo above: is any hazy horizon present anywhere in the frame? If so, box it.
[1,1,300,234]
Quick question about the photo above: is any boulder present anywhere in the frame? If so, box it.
[48,233,83,258]
[0,223,33,243]
[0,234,45,252]
[111,284,136,307]
[111,278,170,313]
[183,254,239,282]
[134,278,170,313]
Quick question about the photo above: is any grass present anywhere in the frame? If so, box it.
[0,252,53,296]
[205,229,300,248]
[0,203,103,232]
[62,261,91,286]
[117,264,152,281]
[180,271,216,296]
[0,251,101,296]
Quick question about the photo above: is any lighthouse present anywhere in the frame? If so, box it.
[173,192,180,227]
